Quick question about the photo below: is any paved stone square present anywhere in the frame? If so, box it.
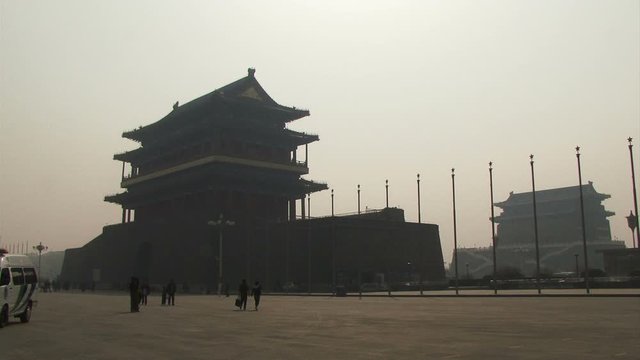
[2,292,638,359]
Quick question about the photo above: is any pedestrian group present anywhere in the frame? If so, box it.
[129,276,264,312]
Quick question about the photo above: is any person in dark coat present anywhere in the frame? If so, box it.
[161,286,167,305]
[129,276,140,312]
[251,281,262,311]
[238,279,249,311]
[167,279,176,306]
[140,282,150,305]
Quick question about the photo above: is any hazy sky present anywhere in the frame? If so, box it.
[1,1,639,263]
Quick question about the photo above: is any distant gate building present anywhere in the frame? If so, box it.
[452,183,625,278]
[61,69,446,291]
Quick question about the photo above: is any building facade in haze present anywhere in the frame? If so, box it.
[452,182,625,278]
[107,67,325,224]
[61,70,446,291]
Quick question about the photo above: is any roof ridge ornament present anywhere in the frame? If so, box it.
[248,68,256,78]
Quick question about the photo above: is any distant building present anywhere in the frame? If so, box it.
[600,248,640,276]
[61,69,446,291]
[452,182,625,278]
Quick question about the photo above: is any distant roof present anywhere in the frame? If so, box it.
[123,68,310,142]
[495,182,610,208]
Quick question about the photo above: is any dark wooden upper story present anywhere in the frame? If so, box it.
[122,68,310,145]
[106,69,327,209]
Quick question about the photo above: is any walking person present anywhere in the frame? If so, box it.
[167,279,176,306]
[129,276,140,313]
[161,285,167,306]
[140,282,150,306]
[251,281,262,311]
[238,279,249,311]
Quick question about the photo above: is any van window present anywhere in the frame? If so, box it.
[24,267,38,284]
[0,268,9,286]
[11,268,24,285]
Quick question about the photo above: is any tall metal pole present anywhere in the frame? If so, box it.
[265,223,270,291]
[417,174,422,223]
[451,168,459,295]
[489,162,498,295]
[418,174,424,296]
[308,223,312,294]
[332,219,336,295]
[285,223,290,290]
[331,189,335,217]
[529,155,542,294]
[628,138,640,247]
[218,230,224,294]
[208,215,235,295]
[385,180,389,208]
[307,193,311,218]
[33,242,48,276]
[357,184,361,214]
[576,146,590,294]
[626,211,637,248]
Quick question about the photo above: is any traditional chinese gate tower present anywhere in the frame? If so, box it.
[106,68,326,226]
[61,70,446,291]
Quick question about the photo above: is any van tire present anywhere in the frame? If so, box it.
[0,305,8,328]
[19,302,32,323]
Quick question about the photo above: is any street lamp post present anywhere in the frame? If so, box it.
[357,184,361,214]
[385,180,389,208]
[207,214,235,295]
[530,155,542,294]
[576,146,590,294]
[626,211,637,248]
[451,168,459,295]
[628,138,640,247]
[417,174,422,223]
[307,223,312,294]
[33,242,48,276]
[489,161,498,295]
[331,189,335,217]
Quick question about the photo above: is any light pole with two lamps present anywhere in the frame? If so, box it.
[33,242,48,276]
[207,214,235,295]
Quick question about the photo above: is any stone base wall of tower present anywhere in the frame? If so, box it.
[60,215,445,292]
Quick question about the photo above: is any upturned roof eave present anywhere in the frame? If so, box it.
[494,183,609,208]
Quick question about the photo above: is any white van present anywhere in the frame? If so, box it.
[0,250,38,327]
